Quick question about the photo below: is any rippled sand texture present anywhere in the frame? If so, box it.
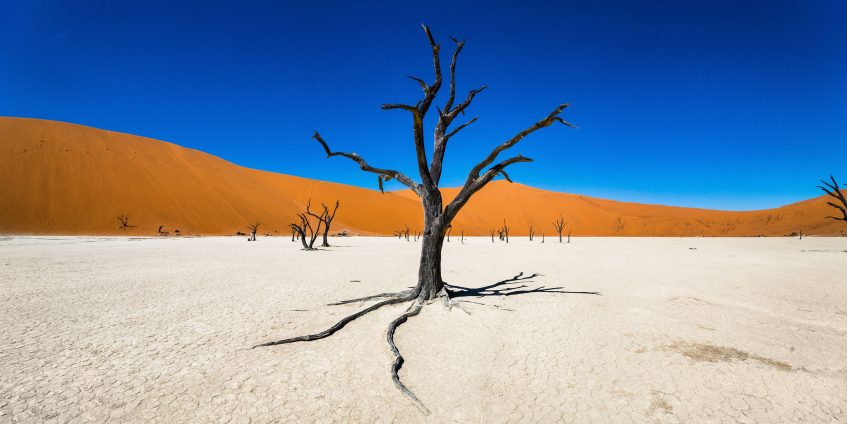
[1,236,846,422]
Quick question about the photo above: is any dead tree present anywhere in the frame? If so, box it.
[157,225,169,237]
[460,230,464,244]
[290,213,322,250]
[291,229,296,242]
[502,220,510,243]
[541,233,545,243]
[490,229,495,242]
[446,224,452,242]
[553,215,567,243]
[247,221,260,241]
[290,202,325,250]
[405,225,411,241]
[117,213,136,230]
[818,175,847,223]
[254,25,574,412]
[316,201,340,247]
[528,224,535,241]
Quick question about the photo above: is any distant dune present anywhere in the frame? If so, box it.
[1,117,843,236]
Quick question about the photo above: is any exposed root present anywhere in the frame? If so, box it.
[438,288,471,315]
[252,295,415,348]
[328,290,413,306]
[387,302,429,414]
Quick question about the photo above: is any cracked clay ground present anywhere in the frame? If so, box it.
[1,236,846,422]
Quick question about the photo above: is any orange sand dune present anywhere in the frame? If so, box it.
[1,117,843,236]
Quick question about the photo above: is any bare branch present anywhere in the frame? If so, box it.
[448,86,487,119]
[445,116,479,141]
[407,76,427,92]
[498,168,513,183]
[440,104,574,218]
[443,38,465,113]
[381,103,418,112]
[465,103,572,184]
[312,131,421,195]
[818,175,847,222]
[419,24,442,115]
[444,155,533,221]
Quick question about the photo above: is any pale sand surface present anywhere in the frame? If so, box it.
[1,236,846,423]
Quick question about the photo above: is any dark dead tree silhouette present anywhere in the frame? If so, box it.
[394,228,408,239]
[117,213,136,230]
[460,229,465,244]
[541,233,545,243]
[317,201,340,247]
[247,221,260,241]
[290,202,325,250]
[502,220,510,243]
[553,215,566,243]
[490,229,496,243]
[157,225,169,237]
[528,224,535,241]
[253,25,574,412]
[818,175,847,223]
[446,224,452,242]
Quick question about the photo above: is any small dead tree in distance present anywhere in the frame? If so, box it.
[502,219,510,243]
[818,175,847,223]
[317,201,340,247]
[528,224,535,241]
[247,221,260,241]
[290,204,325,250]
[254,25,575,411]
[553,215,566,243]
[117,213,136,230]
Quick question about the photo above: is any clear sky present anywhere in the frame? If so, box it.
[2,0,845,210]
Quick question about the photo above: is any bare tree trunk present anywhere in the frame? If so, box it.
[417,196,447,301]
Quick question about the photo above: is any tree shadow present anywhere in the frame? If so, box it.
[444,272,601,298]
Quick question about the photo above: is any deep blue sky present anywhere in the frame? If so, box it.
[2,1,845,210]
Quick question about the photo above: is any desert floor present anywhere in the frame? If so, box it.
[1,236,846,423]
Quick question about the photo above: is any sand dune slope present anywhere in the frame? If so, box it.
[1,117,843,236]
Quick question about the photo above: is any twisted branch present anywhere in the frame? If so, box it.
[818,175,847,222]
[312,132,420,195]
